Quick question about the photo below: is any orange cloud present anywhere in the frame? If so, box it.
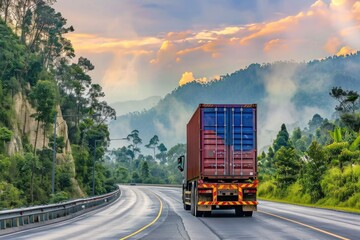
[66,33,161,53]
[336,45,357,56]
[264,39,281,52]
[178,72,207,86]
[166,31,193,40]
[324,37,341,54]
[179,72,195,86]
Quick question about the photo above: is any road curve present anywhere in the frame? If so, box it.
[1,186,359,240]
[0,186,163,240]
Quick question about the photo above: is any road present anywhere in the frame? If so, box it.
[1,186,359,240]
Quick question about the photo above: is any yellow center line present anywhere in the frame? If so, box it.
[258,210,350,240]
[119,193,163,240]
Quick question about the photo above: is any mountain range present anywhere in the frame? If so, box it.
[110,96,161,116]
[109,53,360,151]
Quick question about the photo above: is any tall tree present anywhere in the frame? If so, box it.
[274,146,301,189]
[273,124,291,152]
[157,143,167,165]
[145,135,159,160]
[30,80,57,152]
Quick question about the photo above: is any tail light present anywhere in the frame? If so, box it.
[244,189,257,194]
[198,189,212,194]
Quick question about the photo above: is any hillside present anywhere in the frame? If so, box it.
[0,2,116,208]
[110,54,360,149]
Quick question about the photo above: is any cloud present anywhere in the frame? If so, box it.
[178,72,207,86]
[150,40,177,64]
[324,37,341,54]
[66,33,161,54]
[57,0,360,104]
[264,39,288,52]
[336,45,357,55]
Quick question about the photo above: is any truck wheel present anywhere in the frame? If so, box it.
[184,203,190,210]
[204,211,211,217]
[244,211,253,217]
[194,188,202,217]
[235,207,244,217]
[191,184,195,216]
[183,187,190,210]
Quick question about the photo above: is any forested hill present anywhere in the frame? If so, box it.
[0,1,116,208]
[110,53,360,149]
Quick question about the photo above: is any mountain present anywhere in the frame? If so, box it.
[109,53,360,150]
[110,96,161,116]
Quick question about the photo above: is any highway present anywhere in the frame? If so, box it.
[1,185,359,240]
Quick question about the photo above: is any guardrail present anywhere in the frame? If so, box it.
[0,187,120,235]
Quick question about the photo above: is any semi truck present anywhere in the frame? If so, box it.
[178,104,258,217]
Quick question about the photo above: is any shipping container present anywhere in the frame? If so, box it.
[187,104,257,181]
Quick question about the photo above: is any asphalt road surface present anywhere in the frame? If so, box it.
[1,186,359,240]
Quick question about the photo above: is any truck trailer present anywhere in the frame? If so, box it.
[178,104,258,217]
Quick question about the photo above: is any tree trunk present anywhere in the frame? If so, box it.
[30,163,34,203]
[34,119,40,154]
[23,110,27,135]
[43,122,46,149]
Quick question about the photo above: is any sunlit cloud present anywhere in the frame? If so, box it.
[178,72,207,86]
[66,33,161,53]
[336,45,357,55]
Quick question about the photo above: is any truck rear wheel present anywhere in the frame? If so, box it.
[244,211,253,217]
[235,207,244,217]
[184,203,190,210]
[183,187,190,210]
[191,184,195,216]
[194,187,202,217]
[191,183,202,217]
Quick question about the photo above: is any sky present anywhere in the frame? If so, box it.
[53,0,360,104]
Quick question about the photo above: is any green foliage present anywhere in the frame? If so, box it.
[300,141,328,202]
[273,124,291,151]
[260,94,360,211]
[0,127,12,142]
[308,114,324,132]
[0,181,24,209]
[274,146,301,189]
[50,191,70,204]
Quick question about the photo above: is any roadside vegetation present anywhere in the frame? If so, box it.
[106,131,185,185]
[258,87,360,211]
[0,0,117,208]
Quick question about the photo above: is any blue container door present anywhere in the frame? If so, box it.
[202,106,256,177]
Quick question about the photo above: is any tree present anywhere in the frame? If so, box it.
[330,87,360,132]
[273,124,291,152]
[30,80,57,152]
[157,143,167,165]
[329,87,359,113]
[308,114,324,132]
[140,161,150,180]
[23,153,40,203]
[127,130,142,158]
[274,146,301,189]
[301,141,328,202]
[145,135,159,160]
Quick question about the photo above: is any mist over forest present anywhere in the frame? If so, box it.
[110,53,360,150]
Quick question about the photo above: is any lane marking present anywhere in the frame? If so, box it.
[119,193,163,240]
[258,210,350,240]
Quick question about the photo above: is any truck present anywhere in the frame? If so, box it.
[178,104,258,217]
